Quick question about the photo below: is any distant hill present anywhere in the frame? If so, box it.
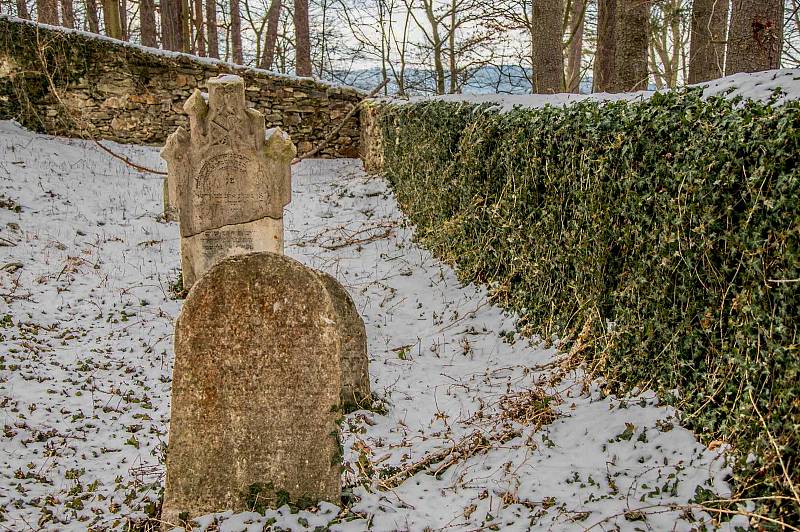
[329,65,593,95]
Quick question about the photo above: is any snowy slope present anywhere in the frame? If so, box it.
[0,121,747,531]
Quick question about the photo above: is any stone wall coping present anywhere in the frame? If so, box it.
[0,15,367,97]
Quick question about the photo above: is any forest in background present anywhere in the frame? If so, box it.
[1,2,797,97]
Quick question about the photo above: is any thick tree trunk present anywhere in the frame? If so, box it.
[14,0,27,17]
[16,0,30,19]
[85,0,99,31]
[162,0,174,49]
[162,0,184,51]
[206,0,219,58]
[230,0,243,63]
[260,0,281,69]
[119,0,127,39]
[194,0,206,56]
[60,0,75,27]
[140,0,156,47]
[726,0,782,74]
[181,0,191,52]
[688,0,727,83]
[593,0,616,92]
[566,0,586,93]
[612,0,649,92]
[688,0,728,83]
[293,0,311,76]
[36,0,58,24]
[531,0,564,93]
[102,0,122,38]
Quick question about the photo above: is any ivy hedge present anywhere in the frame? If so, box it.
[378,90,799,524]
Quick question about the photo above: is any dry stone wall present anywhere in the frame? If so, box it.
[0,16,364,157]
[359,99,385,173]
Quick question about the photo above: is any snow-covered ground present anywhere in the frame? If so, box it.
[0,120,747,531]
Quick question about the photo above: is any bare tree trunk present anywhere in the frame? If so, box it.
[140,0,156,47]
[421,0,445,94]
[162,0,184,51]
[16,0,30,18]
[16,0,29,17]
[85,0,99,31]
[181,0,191,52]
[390,4,411,97]
[667,1,681,87]
[448,0,457,93]
[688,0,728,83]
[224,19,231,61]
[566,0,586,93]
[726,0,782,74]
[613,0,650,91]
[206,0,219,58]
[260,0,281,68]
[649,0,681,88]
[36,0,58,24]
[60,0,74,26]
[162,0,176,49]
[102,0,122,37]
[649,37,664,88]
[531,0,564,93]
[377,0,388,92]
[317,0,327,76]
[194,0,206,55]
[230,0,243,63]
[294,0,311,75]
[593,0,616,91]
[119,0,127,39]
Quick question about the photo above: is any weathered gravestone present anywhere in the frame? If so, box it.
[162,252,356,527]
[316,272,371,409]
[161,74,296,289]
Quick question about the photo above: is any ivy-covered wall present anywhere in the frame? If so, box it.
[374,92,799,523]
[0,16,363,156]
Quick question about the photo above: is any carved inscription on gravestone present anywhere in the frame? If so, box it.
[200,227,254,261]
[161,253,343,527]
[161,74,296,288]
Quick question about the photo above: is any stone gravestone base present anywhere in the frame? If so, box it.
[178,216,283,290]
[161,252,370,528]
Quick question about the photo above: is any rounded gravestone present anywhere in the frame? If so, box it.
[162,252,342,528]
[316,271,371,410]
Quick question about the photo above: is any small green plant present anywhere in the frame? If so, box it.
[244,482,274,514]
[243,482,318,514]
[342,392,390,416]
[168,270,187,299]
